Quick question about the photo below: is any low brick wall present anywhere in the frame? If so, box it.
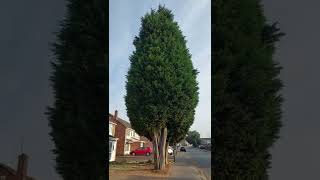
[115,155,153,163]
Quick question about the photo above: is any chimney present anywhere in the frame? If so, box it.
[114,110,118,119]
[17,153,28,180]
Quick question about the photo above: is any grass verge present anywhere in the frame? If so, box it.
[109,160,172,177]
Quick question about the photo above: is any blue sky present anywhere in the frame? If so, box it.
[109,0,211,138]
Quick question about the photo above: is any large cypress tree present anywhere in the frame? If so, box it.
[47,0,107,179]
[125,5,199,170]
[213,0,284,179]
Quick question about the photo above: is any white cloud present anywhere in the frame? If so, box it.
[179,0,211,32]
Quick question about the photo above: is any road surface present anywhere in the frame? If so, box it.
[175,146,211,180]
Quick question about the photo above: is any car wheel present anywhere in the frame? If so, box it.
[132,152,135,156]
[146,152,150,156]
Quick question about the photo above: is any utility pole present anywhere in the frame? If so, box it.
[173,143,176,162]
[174,143,178,162]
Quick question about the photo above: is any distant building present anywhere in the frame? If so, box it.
[200,138,211,145]
[0,153,35,180]
[178,138,191,147]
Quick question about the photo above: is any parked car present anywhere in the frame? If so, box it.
[180,147,186,152]
[168,146,173,155]
[199,145,205,149]
[130,147,152,156]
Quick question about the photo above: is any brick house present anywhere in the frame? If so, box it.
[0,153,35,180]
[109,110,153,156]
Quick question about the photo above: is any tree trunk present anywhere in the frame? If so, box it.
[153,131,160,169]
[159,127,168,170]
[152,128,168,170]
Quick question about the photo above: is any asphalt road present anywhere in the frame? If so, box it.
[175,146,211,180]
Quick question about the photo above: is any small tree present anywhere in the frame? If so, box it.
[186,130,201,147]
[125,5,199,170]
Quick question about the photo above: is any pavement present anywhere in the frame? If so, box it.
[172,146,211,180]
[169,159,206,180]
[109,146,211,180]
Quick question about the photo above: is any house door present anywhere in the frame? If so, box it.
[109,141,113,161]
[124,142,131,154]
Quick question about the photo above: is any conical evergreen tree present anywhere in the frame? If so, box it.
[125,5,199,170]
[46,0,107,179]
[213,0,284,179]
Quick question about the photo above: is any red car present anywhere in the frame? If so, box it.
[130,147,152,156]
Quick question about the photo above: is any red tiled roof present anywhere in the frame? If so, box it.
[0,163,36,179]
[0,163,16,175]
[116,118,131,128]
[109,113,131,128]
[140,136,151,142]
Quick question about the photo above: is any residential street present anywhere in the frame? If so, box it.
[174,146,211,180]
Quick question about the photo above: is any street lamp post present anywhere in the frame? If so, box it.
[173,143,178,162]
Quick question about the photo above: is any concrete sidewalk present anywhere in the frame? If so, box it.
[169,162,206,180]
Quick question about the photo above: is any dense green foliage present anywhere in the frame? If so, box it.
[47,0,107,179]
[213,0,284,179]
[186,130,201,147]
[125,6,199,169]
[167,109,195,145]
